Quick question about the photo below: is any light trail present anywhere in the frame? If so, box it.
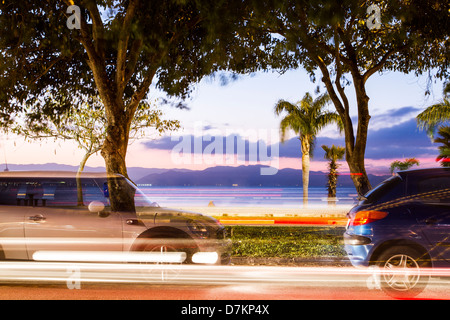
[32,251,188,263]
[0,261,449,289]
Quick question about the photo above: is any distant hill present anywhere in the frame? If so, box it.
[0,163,390,188]
[0,163,168,182]
[136,165,390,188]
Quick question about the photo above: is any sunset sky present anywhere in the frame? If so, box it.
[0,68,446,176]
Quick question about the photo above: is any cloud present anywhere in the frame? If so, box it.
[367,106,423,131]
[143,135,179,150]
[142,106,438,165]
[279,108,436,161]
[365,118,435,159]
[142,133,278,162]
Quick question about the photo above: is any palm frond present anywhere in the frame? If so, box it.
[312,93,331,110]
[299,92,313,111]
[275,92,341,156]
[322,144,345,161]
[279,113,299,142]
[274,100,299,116]
[314,111,343,134]
[417,99,450,136]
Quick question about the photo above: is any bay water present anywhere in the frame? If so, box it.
[138,186,358,208]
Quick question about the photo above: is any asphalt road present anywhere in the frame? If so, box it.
[0,262,448,301]
[0,281,448,300]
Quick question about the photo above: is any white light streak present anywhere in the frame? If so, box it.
[191,252,219,264]
[32,251,187,263]
[0,260,448,299]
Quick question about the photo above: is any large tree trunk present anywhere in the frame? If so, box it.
[348,76,372,196]
[76,3,150,213]
[318,61,373,196]
[101,119,136,213]
[347,158,371,196]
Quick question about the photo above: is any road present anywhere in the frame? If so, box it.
[1,281,448,300]
[0,262,448,301]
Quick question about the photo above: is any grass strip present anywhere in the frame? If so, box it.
[226,225,347,259]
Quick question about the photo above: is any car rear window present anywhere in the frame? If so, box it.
[363,175,403,204]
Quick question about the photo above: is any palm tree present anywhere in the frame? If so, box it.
[322,145,345,201]
[434,126,450,167]
[417,82,450,137]
[389,158,420,174]
[275,92,342,206]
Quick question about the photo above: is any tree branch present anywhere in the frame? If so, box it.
[116,0,139,98]
[126,67,157,125]
[123,37,144,85]
[363,47,404,83]
[336,26,358,71]
[83,0,106,60]
[333,28,350,116]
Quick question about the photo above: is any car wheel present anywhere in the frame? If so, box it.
[375,246,430,298]
[139,235,198,263]
[136,235,198,282]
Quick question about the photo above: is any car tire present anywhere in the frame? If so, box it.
[138,233,198,264]
[375,246,430,298]
[135,234,198,282]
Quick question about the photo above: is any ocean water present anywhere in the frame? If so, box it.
[138,186,358,208]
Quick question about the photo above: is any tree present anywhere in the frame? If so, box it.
[389,158,420,174]
[14,96,180,177]
[434,126,450,167]
[322,144,345,201]
[13,96,180,205]
[0,0,254,211]
[417,82,450,137]
[247,0,449,195]
[275,92,342,206]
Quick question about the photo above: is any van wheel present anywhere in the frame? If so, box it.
[375,246,430,298]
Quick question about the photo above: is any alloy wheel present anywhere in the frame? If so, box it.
[382,254,421,291]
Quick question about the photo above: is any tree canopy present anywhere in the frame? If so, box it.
[0,0,448,206]
[245,0,449,194]
[0,0,261,211]
[13,96,180,175]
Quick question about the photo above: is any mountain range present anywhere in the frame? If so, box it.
[0,163,390,188]
[0,163,166,182]
[135,165,390,188]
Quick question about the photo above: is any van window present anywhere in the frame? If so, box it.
[0,178,108,207]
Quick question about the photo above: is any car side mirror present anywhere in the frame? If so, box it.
[88,201,108,217]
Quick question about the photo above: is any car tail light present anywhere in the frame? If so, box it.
[350,210,388,226]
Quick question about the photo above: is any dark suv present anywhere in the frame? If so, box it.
[0,171,231,265]
[344,168,450,297]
